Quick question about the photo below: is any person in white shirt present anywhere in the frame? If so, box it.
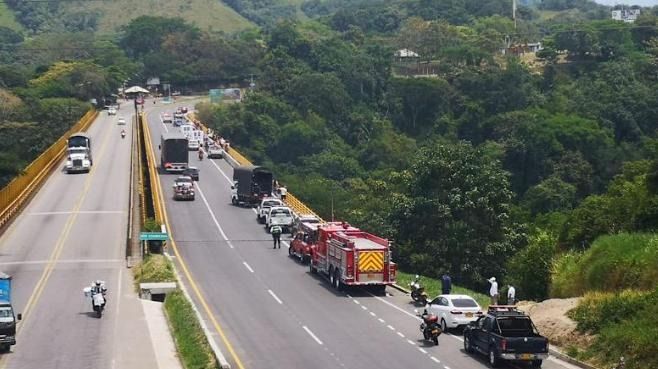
[279,185,287,201]
[488,277,499,305]
[507,285,516,305]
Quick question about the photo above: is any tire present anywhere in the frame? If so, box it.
[433,336,439,346]
[333,269,342,290]
[231,197,237,205]
[288,246,293,256]
[441,319,448,334]
[531,360,543,368]
[309,262,317,274]
[96,309,102,319]
[464,335,474,353]
[488,347,500,368]
[329,267,335,285]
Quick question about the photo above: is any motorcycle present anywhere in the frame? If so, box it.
[198,150,204,161]
[121,130,126,139]
[83,281,107,318]
[417,309,441,345]
[409,274,428,305]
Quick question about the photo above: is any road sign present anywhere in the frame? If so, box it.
[209,89,222,103]
[139,232,169,241]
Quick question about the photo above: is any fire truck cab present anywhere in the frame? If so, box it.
[309,222,396,293]
[289,222,321,264]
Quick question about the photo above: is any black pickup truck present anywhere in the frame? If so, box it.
[463,306,549,368]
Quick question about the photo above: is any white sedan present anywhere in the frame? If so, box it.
[427,294,482,332]
[117,117,126,125]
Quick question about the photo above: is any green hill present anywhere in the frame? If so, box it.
[0,1,24,32]
[61,0,254,34]
[4,0,254,35]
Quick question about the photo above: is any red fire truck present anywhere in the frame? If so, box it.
[309,222,396,293]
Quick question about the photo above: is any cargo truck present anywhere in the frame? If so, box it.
[160,132,188,172]
[0,273,20,351]
[231,166,273,206]
[65,133,92,173]
[309,222,396,294]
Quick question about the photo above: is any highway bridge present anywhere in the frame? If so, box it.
[0,99,583,369]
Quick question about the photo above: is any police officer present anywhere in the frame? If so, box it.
[271,225,282,249]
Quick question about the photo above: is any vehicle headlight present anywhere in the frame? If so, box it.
[66,160,72,166]
[83,160,90,166]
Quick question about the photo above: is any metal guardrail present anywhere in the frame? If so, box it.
[0,109,98,229]
[187,113,324,221]
[140,112,165,224]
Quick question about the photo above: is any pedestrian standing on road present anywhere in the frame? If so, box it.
[507,284,516,305]
[441,273,452,295]
[279,184,287,201]
[488,277,499,305]
[271,225,282,249]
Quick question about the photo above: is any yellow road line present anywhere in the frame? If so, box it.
[144,113,247,369]
[0,114,114,368]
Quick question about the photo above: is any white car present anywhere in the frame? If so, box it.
[162,113,173,124]
[117,117,126,125]
[188,139,200,150]
[207,145,224,159]
[266,206,293,233]
[257,198,284,224]
[108,107,117,115]
[427,294,483,332]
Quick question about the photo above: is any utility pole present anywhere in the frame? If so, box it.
[512,0,517,30]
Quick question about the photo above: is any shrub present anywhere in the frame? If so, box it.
[550,233,658,297]
[133,254,176,289]
[507,231,557,300]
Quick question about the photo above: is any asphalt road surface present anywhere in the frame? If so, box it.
[0,110,158,369]
[147,100,582,369]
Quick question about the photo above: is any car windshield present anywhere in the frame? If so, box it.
[186,169,198,174]
[0,306,13,322]
[176,177,192,184]
[263,201,281,207]
[451,298,478,308]
[69,148,87,155]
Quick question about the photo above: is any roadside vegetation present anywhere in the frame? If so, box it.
[133,254,217,369]
[164,291,218,369]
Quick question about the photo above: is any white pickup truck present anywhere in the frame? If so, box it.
[257,198,283,224]
[266,206,294,233]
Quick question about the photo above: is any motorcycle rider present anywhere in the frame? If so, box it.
[121,129,126,139]
[90,280,107,309]
[198,147,204,161]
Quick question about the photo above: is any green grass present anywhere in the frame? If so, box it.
[396,271,491,309]
[0,2,24,32]
[164,290,218,369]
[133,254,176,290]
[551,233,658,297]
[58,0,254,34]
[568,288,658,369]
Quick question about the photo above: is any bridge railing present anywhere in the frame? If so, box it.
[0,109,98,229]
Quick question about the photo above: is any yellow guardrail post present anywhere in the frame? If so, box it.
[0,109,98,229]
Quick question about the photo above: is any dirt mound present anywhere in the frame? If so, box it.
[517,298,594,348]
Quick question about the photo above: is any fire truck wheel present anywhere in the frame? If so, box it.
[333,269,342,290]
[329,267,335,285]
[309,263,317,274]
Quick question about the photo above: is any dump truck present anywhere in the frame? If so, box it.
[231,165,273,206]
[160,132,188,172]
[309,222,396,293]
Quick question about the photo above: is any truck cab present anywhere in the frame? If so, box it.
[257,198,283,223]
[463,305,549,368]
[266,206,293,233]
[289,222,320,263]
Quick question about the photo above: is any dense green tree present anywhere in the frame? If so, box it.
[392,141,517,287]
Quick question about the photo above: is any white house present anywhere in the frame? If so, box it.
[612,9,641,23]
[395,49,420,59]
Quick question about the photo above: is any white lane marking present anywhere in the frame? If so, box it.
[0,259,123,266]
[194,183,234,248]
[387,325,395,330]
[430,357,440,363]
[378,318,385,323]
[207,156,234,184]
[268,289,283,304]
[361,305,367,310]
[369,311,376,317]
[346,294,352,298]
[397,331,405,338]
[418,348,427,354]
[353,300,360,305]
[369,292,422,321]
[444,366,451,369]
[407,339,415,345]
[28,211,125,216]
[302,326,323,345]
[242,262,254,273]
[162,122,168,132]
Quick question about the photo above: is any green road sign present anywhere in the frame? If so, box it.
[209,89,222,103]
[139,232,169,241]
